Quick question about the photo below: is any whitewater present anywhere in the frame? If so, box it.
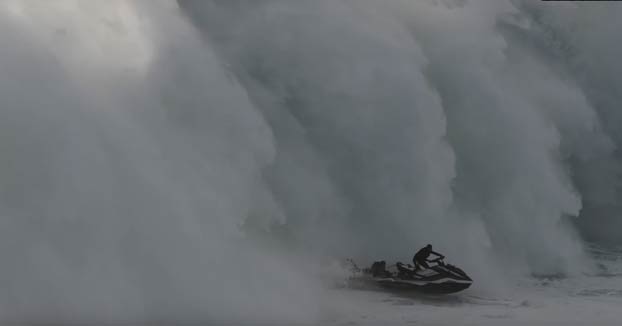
[1,0,621,324]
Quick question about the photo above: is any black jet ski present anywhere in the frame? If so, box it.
[346,259,472,294]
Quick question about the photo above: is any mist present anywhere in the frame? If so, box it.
[0,0,621,323]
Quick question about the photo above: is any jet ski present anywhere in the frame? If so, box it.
[346,258,473,294]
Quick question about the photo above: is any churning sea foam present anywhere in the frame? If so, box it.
[1,0,621,323]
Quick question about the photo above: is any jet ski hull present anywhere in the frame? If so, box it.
[346,259,473,294]
[374,278,472,294]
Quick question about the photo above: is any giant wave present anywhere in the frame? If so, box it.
[0,0,621,323]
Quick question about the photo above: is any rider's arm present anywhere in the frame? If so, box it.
[431,251,445,259]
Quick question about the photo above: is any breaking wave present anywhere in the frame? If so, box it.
[0,0,620,323]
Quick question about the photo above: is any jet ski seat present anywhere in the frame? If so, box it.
[396,262,421,279]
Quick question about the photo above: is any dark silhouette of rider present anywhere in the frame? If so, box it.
[413,244,444,271]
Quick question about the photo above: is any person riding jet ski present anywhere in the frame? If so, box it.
[346,247,473,294]
[413,244,444,271]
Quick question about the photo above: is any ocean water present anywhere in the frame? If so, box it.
[1,0,621,324]
[318,247,622,325]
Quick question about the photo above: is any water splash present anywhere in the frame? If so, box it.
[1,0,621,323]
